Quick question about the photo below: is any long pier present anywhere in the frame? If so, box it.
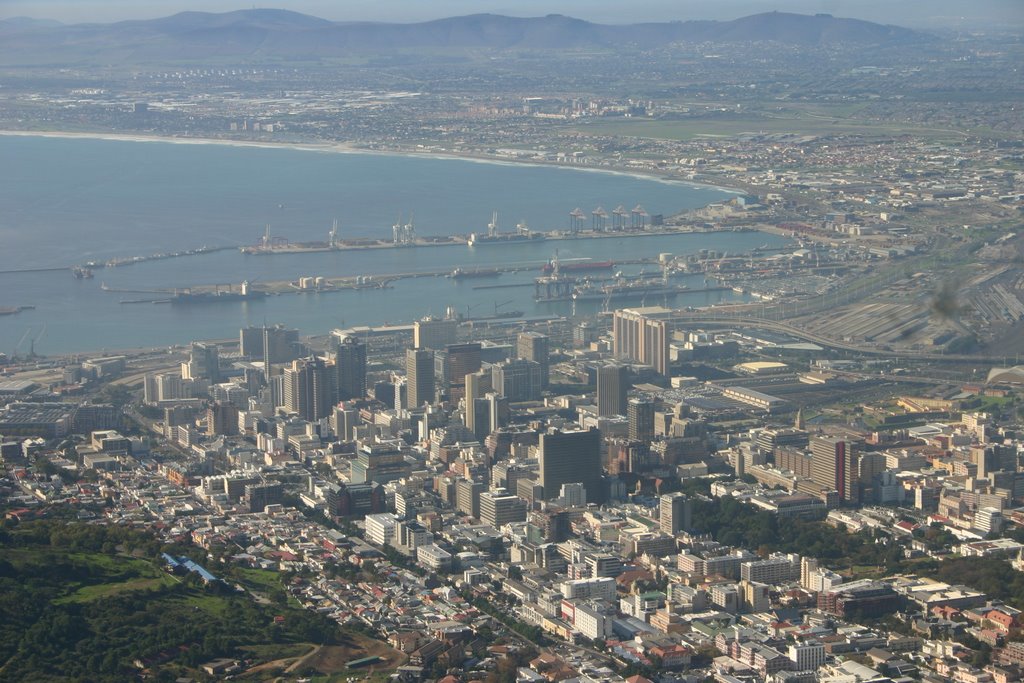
[0,266,70,275]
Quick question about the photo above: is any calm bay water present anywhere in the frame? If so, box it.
[0,135,789,355]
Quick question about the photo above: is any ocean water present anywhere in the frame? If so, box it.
[0,135,789,354]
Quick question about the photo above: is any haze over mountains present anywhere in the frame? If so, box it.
[0,9,929,64]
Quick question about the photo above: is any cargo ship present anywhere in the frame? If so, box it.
[167,282,267,305]
[468,213,546,247]
[465,309,525,322]
[448,268,502,279]
[571,281,689,302]
[168,290,268,305]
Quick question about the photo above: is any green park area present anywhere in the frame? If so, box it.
[0,521,401,682]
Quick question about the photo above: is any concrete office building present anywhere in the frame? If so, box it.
[414,317,457,350]
[659,492,692,535]
[492,358,543,402]
[479,488,528,529]
[517,332,550,388]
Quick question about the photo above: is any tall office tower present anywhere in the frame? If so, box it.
[240,324,299,364]
[445,342,481,403]
[811,436,851,501]
[487,392,509,432]
[414,317,457,350]
[517,332,550,388]
[597,363,628,416]
[628,398,656,443]
[335,335,367,400]
[465,369,493,440]
[186,341,221,383]
[539,428,604,504]
[283,356,334,421]
[612,307,671,376]
[492,358,543,402]
[405,348,435,409]
[659,492,691,535]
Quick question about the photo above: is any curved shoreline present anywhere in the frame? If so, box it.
[0,128,743,196]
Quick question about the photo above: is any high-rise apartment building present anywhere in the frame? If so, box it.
[810,436,849,501]
[612,307,671,376]
[628,398,656,443]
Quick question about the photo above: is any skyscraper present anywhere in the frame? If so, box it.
[406,348,435,409]
[240,325,299,365]
[628,398,656,443]
[597,363,628,416]
[539,428,603,504]
[660,492,691,535]
[487,392,509,433]
[465,369,493,440]
[445,342,481,402]
[335,335,367,401]
[517,331,550,388]
[283,356,334,421]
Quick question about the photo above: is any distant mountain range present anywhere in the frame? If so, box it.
[0,9,929,64]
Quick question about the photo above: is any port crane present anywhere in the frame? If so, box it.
[328,219,340,248]
[11,324,46,361]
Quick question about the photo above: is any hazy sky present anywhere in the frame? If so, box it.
[1,0,1021,29]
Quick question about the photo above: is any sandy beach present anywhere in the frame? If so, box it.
[0,128,741,194]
